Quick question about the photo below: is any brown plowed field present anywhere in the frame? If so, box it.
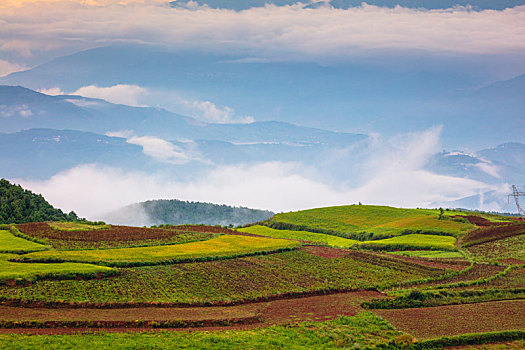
[0,290,383,334]
[463,223,525,246]
[373,300,525,340]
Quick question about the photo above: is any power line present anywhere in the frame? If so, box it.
[508,185,525,216]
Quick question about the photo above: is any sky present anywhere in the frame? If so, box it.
[1,0,524,219]
[1,1,525,74]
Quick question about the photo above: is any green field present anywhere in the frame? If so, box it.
[388,250,465,259]
[237,225,358,247]
[358,234,457,251]
[48,221,111,231]
[17,235,301,266]
[468,234,525,262]
[0,229,47,253]
[0,313,403,350]
[0,253,115,283]
[270,205,475,239]
[0,250,443,304]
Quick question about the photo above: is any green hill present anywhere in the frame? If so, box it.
[0,179,79,224]
[105,199,274,227]
[268,205,476,240]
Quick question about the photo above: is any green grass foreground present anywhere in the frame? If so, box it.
[388,250,464,259]
[0,254,115,283]
[237,225,358,247]
[17,235,301,267]
[0,313,404,350]
[0,229,47,254]
[270,205,475,239]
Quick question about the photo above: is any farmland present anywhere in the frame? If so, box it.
[0,204,523,349]
[0,228,47,254]
[15,235,300,267]
[237,225,358,247]
[269,205,475,239]
[17,222,216,250]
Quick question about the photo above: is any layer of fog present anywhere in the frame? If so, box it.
[14,127,501,223]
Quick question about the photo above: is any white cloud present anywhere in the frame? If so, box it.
[1,2,524,64]
[71,84,148,106]
[126,135,191,164]
[105,130,195,164]
[0,59,26,77]
[474,162,501,178]
[0,104,33,118]
[182,100,254,124]
[38,87,64,96]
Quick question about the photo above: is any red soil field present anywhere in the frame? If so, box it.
[463,223,525,246]
[17,222,212,242]
[373,300,525,340]
[0,290,383,334]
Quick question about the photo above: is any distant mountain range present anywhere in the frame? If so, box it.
[2,45,524,149]
[169,0,525,10]
[103,199,274,227]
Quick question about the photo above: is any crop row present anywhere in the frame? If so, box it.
[0,250,444,304]
[16,222,216,249]
[462,222,525,247]
[0,253,117,285]
[364,287,525,309]
[14,235,301,267]
[467,234,525,262]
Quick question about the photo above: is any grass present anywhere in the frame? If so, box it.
[358,234,457,251]
[0,229,47,254]
[0,253,115,283]
[467,234,525,262]
[0,250,443,304]
[0,313,404,349]
[16,235,301,267]
[49,221,111,231]
[237,225,358,248]
[270,205,475,240]
[388,250,465,259]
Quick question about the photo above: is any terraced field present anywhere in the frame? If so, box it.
[0,228,48,254]
[269,205,475,239]
[0,249,443,304]
[15,235,300,267]
[0,207,523,349]
[237,225,358,247]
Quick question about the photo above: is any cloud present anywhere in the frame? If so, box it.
[0,104,33,118]
[182,100,254,124]
[1,1,524,65]
[37,87,64,96]
[106,130,195,164]
[0,59,26,77]
[71,84,148,106]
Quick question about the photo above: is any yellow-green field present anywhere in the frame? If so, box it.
[0,254,115,282]
[358,234,457,251]
[270,205,475,239]
[0,229,47,253]
[388,250,464,259]
[17,235,301,266]
[237,225,358,248]
[49,221,110,231]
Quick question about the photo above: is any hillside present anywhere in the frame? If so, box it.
[104,199,274,227]
[0,179,79,224]
[267,205,480,240]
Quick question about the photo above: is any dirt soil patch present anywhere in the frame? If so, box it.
[463,223,525,247]
[299,245,354,259]
[0,290,383,334]
[373,300,525,340]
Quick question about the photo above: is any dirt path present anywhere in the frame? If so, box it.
[372,300,525,340]
[0,290,382,334]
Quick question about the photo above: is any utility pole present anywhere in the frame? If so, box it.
[508,185,525,216]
